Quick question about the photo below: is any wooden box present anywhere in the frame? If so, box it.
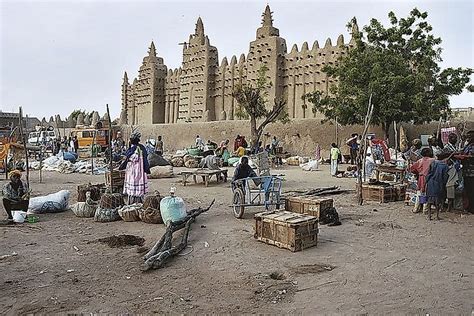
[285,196,333,219]
[105,170,126,193]
[254,211,318,252]
[393,183,407,201]
[358,183,396,203]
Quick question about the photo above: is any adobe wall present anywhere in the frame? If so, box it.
[121,119,474,158]
[120,119,384,157]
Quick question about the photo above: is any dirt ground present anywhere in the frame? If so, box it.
[1,165,473,314]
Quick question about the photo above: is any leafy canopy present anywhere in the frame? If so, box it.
[305,9,472,135]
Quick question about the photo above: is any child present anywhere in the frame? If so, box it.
[330,143,341,176]
[425,153,449,220]
[410,148,434,214]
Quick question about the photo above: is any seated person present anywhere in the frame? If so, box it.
[232,156,260,188]
[2,170,30,222]
[235,146,246,157]
[199,155,222,170]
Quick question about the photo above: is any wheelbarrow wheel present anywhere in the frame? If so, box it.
[233,188,245,219]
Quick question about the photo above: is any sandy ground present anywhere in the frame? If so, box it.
[0,165,473,314]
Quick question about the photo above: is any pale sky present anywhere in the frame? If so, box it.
[1,0,473,120]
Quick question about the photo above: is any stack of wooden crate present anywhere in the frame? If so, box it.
[254,196,334,252]
[285,196,333,219]
[357,183,407,203]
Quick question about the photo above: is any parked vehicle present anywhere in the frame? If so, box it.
[71,127,110,151]
[28,126,57,146]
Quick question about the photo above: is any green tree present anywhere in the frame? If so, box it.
[305,10,472,139]
[233,65,288,152]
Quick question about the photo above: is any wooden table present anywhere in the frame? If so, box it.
[180,169,228,186]
[375,165,406,182]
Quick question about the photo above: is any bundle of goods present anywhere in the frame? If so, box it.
[71,191,98,218]
[160,189,186,226]
[286,156,302,166]
[77,183,105,202]
[148,165,174,179]
[29,190,70,214]
[94,193,124,222]
[183,155,200,168]
[148,152,171,168]
[186,147,202,156]
[171,157,184,167]
[139,191,163,224]
[117,203,142,222]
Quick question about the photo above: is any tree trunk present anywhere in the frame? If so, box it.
[250,117,258,152]
[383,121,390,144]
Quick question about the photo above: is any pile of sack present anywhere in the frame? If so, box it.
[117,192,163,224]
[30,155,107,174]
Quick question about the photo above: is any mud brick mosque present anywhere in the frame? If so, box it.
[119,5,358,125]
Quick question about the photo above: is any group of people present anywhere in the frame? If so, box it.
[408,131,474,218]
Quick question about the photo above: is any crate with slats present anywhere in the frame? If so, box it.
[254,211,318,252]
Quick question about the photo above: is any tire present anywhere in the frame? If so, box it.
[233,188,245,219]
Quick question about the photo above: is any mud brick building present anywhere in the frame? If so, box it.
[120,5,359,125]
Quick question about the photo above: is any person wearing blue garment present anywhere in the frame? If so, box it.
[425,153,449,220]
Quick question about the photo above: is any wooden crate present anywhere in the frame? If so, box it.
[105,170,125,193]
[254,211,318,252]
[393,183,407,201]
[358,183,396,203]
[285,196,333,219]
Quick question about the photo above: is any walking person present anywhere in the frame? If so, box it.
[119,132,151,204]
[346,133,359,165]
[156,135,164,155]
[330,143,341,176]
[425,153,449,220]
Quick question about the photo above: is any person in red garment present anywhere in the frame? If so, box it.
[410,148,435,214]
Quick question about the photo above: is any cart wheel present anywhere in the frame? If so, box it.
[233,188,245,219]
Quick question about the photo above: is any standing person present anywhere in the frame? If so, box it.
[410,148,435,214]
[428,136,442,158]
[73,136,79,153]
[145,139,156,155]
[113,131,125,153]
[2,170,29,222]
[462,131,474,213]
[195,135,204,150]
[241,136,248,149]
[330,143,341,176]
[119,132,151,204]
[346,133,359,165]
[233,135,242,152]
[442,133,458,154]
[156,135,164,155]
[403,139,423,164]
[271,136,279,155]
[425,154,449,220]
[69,136,75,153]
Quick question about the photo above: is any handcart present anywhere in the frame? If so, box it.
[231,175,283,219]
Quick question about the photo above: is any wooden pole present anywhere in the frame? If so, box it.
[394,121,398,161]
[18,107,30,186]
[357,94,374,206]
[91,129,96,175]
[38,120,43,183]
[106,104,113,191]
